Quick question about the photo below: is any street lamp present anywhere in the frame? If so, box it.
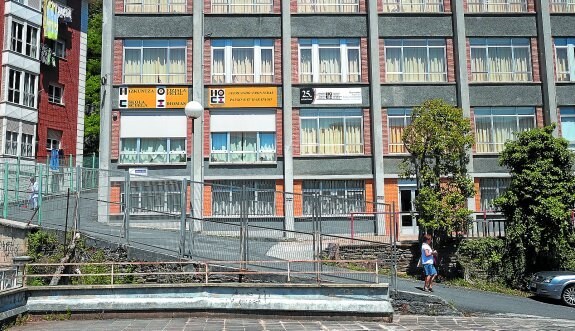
[185,100,204,239]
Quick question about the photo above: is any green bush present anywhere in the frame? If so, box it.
[456,238,505,281]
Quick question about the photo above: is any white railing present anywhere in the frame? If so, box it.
[381,0,444,13]
[211,0,274,14]
[550,0,575,12]
[297,0,360,13]
[467,0,527,13]
[124,0,187,13]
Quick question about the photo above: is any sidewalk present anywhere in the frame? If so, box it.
[8,315,575,331]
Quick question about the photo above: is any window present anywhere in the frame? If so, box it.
[10,20,39,58]
[470,38,532,82]
[211,39,274,84]
[388,108,411,153]
[211,0,273,13]
[121,181,183,214]
[474,107,535,153]
[124,0,186,13]
[560,107,575,149]
[297,0,359,13]
[123,39,186,84]
[46,129,62,150]
[212,180,275,216]
[120,138,186,164]
[11,0,42,10]
[6,68,37,108]
[5,132,18,156]
[299,39,360,83]
[384,39,447,82]
[479,178,510,210]
[300,109,363,155]
[555,38,575,82]
[381,0,443,12]
[48,84,63,104]
[50,39,66,58]
[467,0,527,12]
[21,134,33,157]
[550,0,575,13]
[211,132,276,163]
[302,180,365,215]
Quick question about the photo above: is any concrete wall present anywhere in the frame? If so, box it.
[0,220,36,265]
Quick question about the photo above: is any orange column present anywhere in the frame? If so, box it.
[474,178,481,212]
[293,180,303,217]
[275,180,284,216]
[365,179,374,213]
[203,184,212,217]
[110,183,122,214]
[384,179,399,236]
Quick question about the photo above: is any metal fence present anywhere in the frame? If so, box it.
[0,164,398,289]
[0,267,19,291]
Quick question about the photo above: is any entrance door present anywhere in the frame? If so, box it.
[399,187,419,236]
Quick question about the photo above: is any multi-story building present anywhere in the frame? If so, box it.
[0,0,88,167]
[100,0,575,238]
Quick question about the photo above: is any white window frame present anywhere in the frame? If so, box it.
[384,39,447,82]
[550,0,575,13]
[298,38,361,83]
[474,107,536,153]
[297,0,360,13]
[121,182,183,214]
[122,39,187,84]
[119,137,187,165]
[51,39,66,58]
[211,39,274,84]
[479,178,510,211]
[467,0,527,12]
[560,107,575,149]
[20,133,34,157]
[300,109,364,155]
[380,0,444,13]
[555,38,575,82]
[210,0,273,14]
[9,18,39,59]
[46,138,61,151]
[124,0,187,13]
[211,180,276,216]
[11,0,42,11]
[5,68,38,108]
[210,132,276,163]
[302,180,366,216]
[387,108,412,154]
[470,38,532,82]
[48,84,64,105]
[4,131,19,156]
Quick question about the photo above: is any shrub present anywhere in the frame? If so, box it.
[456,238,505,282]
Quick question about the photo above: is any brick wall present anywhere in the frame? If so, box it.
[292,108,300,156]
[113,39,123,84]
[380,39,385,83]
[111,111,120,159]
[474,178,481,212]
[115,0,123,13]
[293,180,303,216]
[187,39,193,84]
[203,184,212,216]
[186,117,193,157]
[363,109,372,155]
[203,111,210,158]
[527,0,535,12]
[536,107,544,128]
[382,109,389,154]
[361,38,369,83]
[110,182,122,214]
[203,0,210,13]
[204,39,211,85]
[531,38,540,82]
[275,180,284,216]
[365,179,374,212]
[447,38,455,82]
[0,1,4,100]
[291,38,299,84]
[557,108,563,137]
[273,0,281,13]
[469,107,477,154]
[444,0,452,12]
[552,37,558,81]
[466,39,472,81]
[384,178,398,235]
[187,0,193,13]
[276,109,283,157]
[274,39,282,83]
[290,0,297,13]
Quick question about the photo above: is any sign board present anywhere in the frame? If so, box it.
[119,86,188,109]
[299,87,362,105]
[208,87,277,108]
[129,168,148,176]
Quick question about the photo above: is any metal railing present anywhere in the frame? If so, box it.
[297,0,360,13]
[380,0,444,13]
[211,0,274,14]
[124,0,187,13]
[467,0,527,12]
[24,259,388,286]
[550,1,575,12]
[0,267,19,291]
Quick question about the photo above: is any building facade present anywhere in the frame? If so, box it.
[100,0,575,237]
[0,0,87,167]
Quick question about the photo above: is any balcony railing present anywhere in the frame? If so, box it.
[211,0,273,14]
[550,0,575,12]
[467,0,527,13]
[122,73,187,85]
[10,0,42,11]
[124,0,186,13]
[381,0,444,13]
[297,0,360,13]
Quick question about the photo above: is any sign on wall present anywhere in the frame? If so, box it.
[119,86,188,109]
[299,87,362,105]
[208,87,278,108]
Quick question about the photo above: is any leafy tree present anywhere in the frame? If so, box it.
[496,125,575,287]
[401,99,475,241]
[84,1,102,154]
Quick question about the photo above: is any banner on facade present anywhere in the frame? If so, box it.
[43,0,59,40]
[299,87,362,105]
[118,86,188,109]
[208,87,277,108]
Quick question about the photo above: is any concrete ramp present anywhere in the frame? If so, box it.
[25,284,393,320]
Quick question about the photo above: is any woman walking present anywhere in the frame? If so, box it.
[421,233,438,292]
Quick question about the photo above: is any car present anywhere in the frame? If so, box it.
[530,271,575,307]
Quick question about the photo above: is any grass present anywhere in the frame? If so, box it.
[442,278,531,297]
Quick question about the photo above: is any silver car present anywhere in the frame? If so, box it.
[530,271,575,307]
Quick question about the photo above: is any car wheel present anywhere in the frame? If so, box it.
[562,285,575,307]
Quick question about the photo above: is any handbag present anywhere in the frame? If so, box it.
[417,258,422,268]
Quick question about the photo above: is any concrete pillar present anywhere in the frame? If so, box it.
[536,0,558,134]
[192,0,204,231]
[282,0,295,234]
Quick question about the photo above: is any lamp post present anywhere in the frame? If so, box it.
[185,101,204,241]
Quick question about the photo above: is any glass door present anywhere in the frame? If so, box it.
[399,187,419,235]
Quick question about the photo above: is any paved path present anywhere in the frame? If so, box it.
[8,315,575,330]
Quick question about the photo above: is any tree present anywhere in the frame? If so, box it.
[84,1,102,154]
[496,125,575,287]
[401,99,475,241]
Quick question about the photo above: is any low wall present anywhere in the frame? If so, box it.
[0,219,37,264]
